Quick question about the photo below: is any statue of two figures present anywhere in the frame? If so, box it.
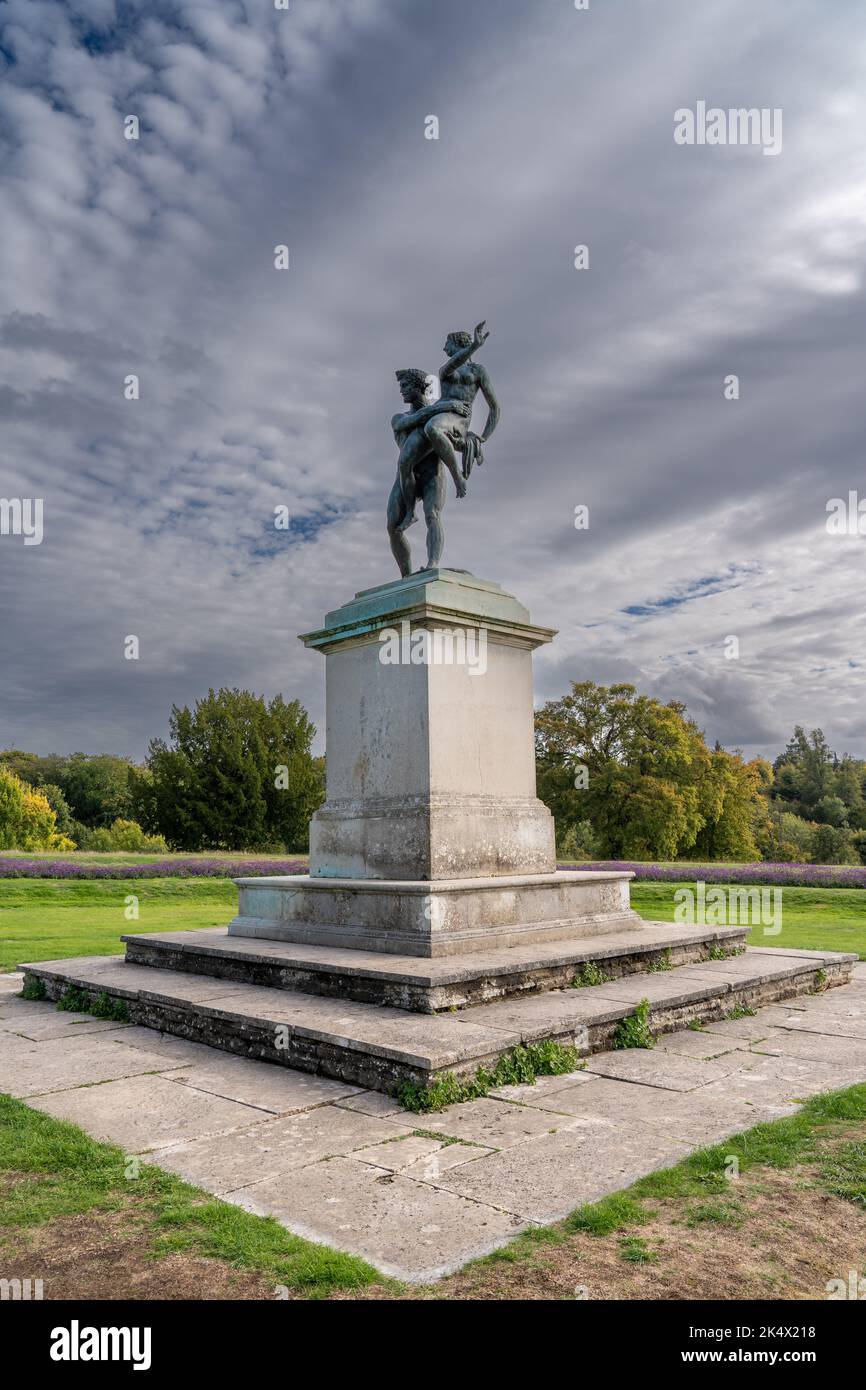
[387,322,500,576]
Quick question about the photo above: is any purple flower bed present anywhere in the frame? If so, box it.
[572,861,866,889]
[0,857,308,880]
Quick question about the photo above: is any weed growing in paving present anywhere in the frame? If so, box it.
[646,949,673,973]
[20,975,46,1001]
[56,984,129,1023]
[571,960,608,988]
[396,1040,582,1113]
[57,985,90,1013]
[725,1005,757,1020]
[612,998,655,1050]
[707,944,746,961]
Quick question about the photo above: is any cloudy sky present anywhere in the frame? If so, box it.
[1,0,865,764]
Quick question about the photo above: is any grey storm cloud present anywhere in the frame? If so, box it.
[1,0,865,762]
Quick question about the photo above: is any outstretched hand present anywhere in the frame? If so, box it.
[473,320,490,349]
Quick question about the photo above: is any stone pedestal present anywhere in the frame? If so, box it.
[228,570,639,959]
[305,570,557,881]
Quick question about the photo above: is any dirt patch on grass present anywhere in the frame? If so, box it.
[0,1201,274,1300]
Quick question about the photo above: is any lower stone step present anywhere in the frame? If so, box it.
[121,921,749,1012]
[19,946,855,1096]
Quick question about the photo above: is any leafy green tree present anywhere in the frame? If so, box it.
[34,783,75,839]
[536,682,769,862]
[139,688,323,851]
[809,823,860,865]
[59,754,135,828]
[813,794,848,828]
[772,726,834,812]
[691,750,769,861]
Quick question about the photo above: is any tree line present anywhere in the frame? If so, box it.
[2,681,864,863]
[536,683,866,865]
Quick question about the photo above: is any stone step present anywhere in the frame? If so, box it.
[121,921,751,1012]
[19,945,855,1096]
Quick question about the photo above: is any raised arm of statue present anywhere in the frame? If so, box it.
[440,320,490,380]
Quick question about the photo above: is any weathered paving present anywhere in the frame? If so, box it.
[4,961,865,1281]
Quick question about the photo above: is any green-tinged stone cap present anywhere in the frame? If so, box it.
[299,569,556,653]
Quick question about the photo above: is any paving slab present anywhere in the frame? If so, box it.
[487,1068,593,1104]
[99,1025,228,1065]
[453,989,623,1042]
[164,1055,363,1114]
[0,972,24,993]
[777,1010,866,1041]
[404,1096,575,1148]
[653,1029,742,1059]
[152,1105,416,1194]
[335,1091,414,1118]
[230,1154,526,1281]
[426,1122,693,1223]
[30,1074,265,1152]
[699,1011,807,1041]
[0,1010,128,1042]
[354,1134,445,1172]
[520,1074,796,1139]
[750,1029,866,1068]
[698,1050,865,1106]
[401,1142,493,1180]
[0,1033,192,1099]
[583,1048,742,1091]
[19,956,238,1003]
[0,997,74,1024]
[590,971,731,1007]
[790,992,866,1018]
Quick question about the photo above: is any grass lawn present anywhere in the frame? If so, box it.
[631,883,866,959]
[2,1084,864,1300]
[0,1094,379,1299]
[3,877,866,972]
[0,878,237,972]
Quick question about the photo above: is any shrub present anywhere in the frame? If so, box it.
[78,818,168,853]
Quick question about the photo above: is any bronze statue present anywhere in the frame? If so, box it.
[386,322,500,576]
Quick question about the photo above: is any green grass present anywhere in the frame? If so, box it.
[0,1093,380,1297]
[0,878,237,971]
[630,883,866,959]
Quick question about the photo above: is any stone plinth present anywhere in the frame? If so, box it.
[299,570,557,881]
[228,869,639,957]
